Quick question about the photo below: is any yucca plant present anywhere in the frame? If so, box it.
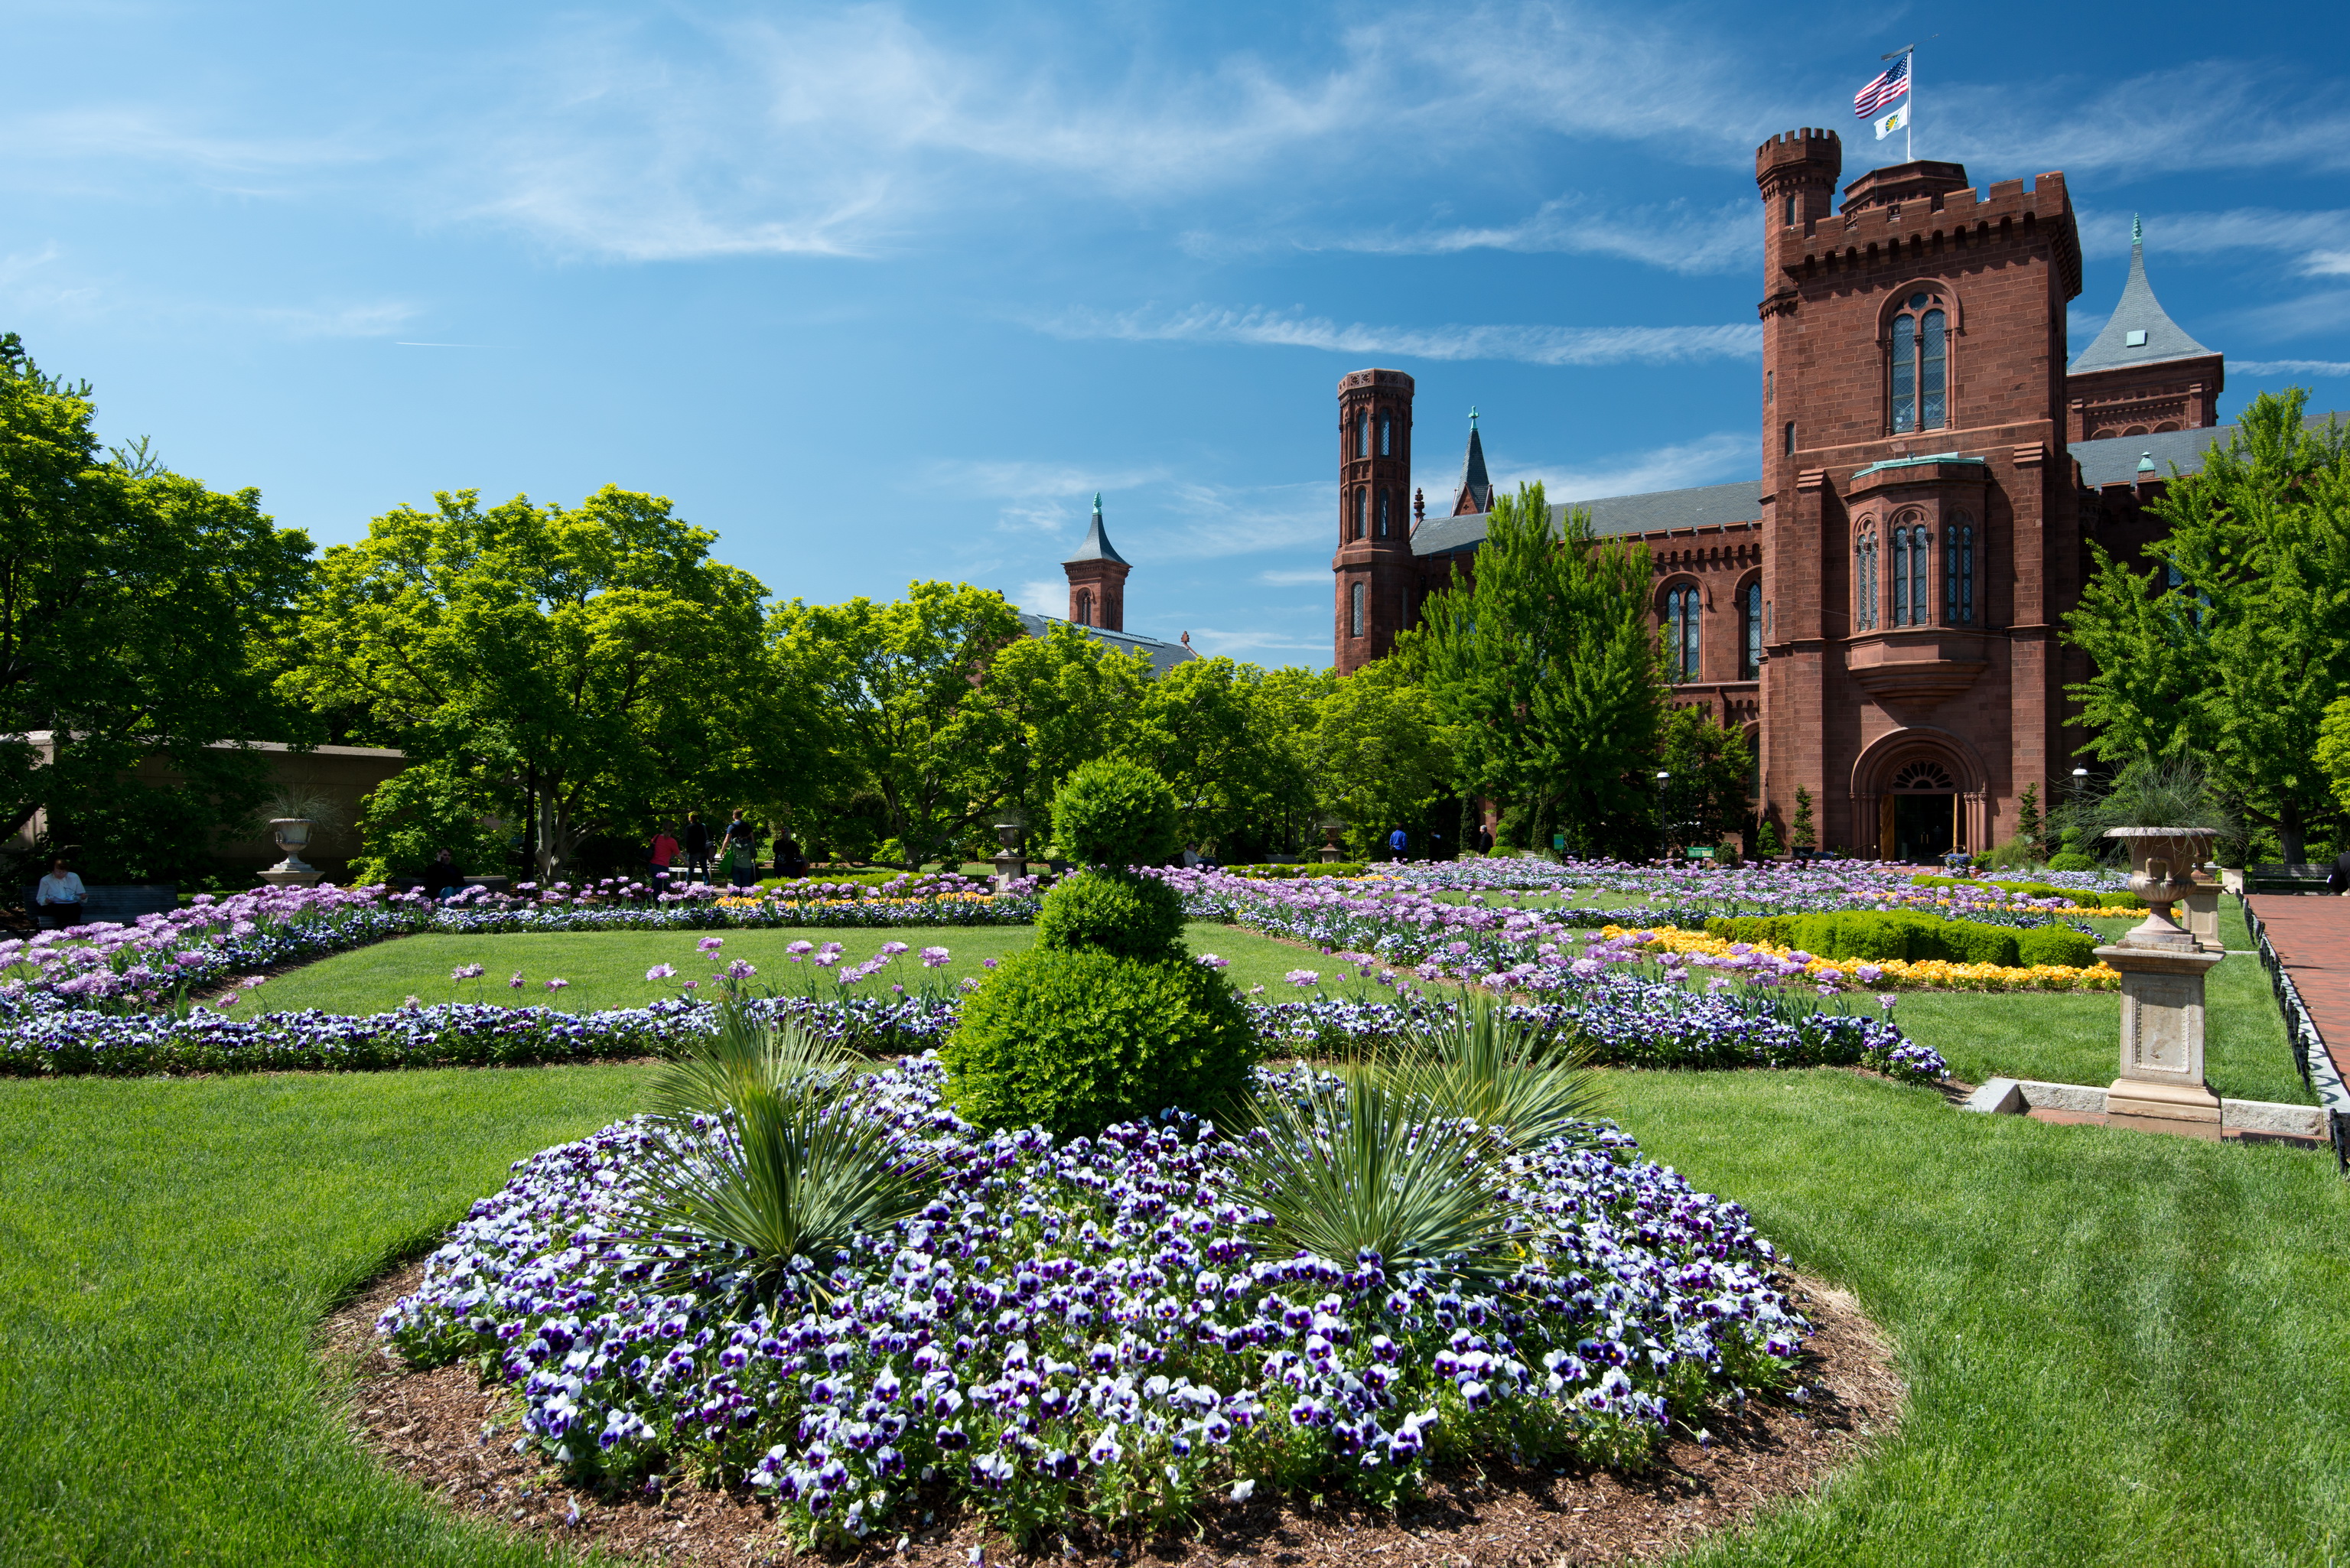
[1232,1067,1525,1284]
[1377,993,1603,1151]
[633,1004,939,1296]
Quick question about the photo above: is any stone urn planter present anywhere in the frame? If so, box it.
[2104,826,2218,951]
[260,817,324,887]
[1317,818,1346,864]
[991,820,1027,893]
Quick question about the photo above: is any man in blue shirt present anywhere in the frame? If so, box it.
[1387,825,1408,860]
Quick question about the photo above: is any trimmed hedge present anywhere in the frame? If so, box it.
[1225,862,1372,880]
[1704,911,2031,967]
[1909,873,2143,910]
[1033,870,1185,958]
[939,946,1260,1137]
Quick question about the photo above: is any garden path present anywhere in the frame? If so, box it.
[2246,893,2350,1082]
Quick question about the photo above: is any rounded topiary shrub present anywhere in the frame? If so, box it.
[2019,923,2101,969]
[1050,758,1180,868]
[2047,851,2098,873]
[942,946,1260,1136]
[1035,869,1184,959]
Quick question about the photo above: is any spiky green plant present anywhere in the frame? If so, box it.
[1232,1068,1524,1283]
[633,1004,939,1294]
[1376,993,1602,1150]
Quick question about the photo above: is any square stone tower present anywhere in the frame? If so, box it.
[1753,128,2084,858]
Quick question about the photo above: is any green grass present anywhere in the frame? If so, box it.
[1892,903,2303,1104]
[252,922,1317,1017]
[7,1061,2348,1564]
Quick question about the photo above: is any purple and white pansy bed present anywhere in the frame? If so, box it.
[379,1058,1815,1549]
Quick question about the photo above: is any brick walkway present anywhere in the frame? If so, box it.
[2246,894,2350,1081]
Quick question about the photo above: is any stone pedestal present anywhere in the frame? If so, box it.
[2095,942,2225,1137]
[2181,876,2222,954]
[991,851,1027,893]
[1318,845,1344,863]
[259,868,324,886]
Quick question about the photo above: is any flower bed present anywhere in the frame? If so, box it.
[379,1056,1812,1548]
[1608,926,2120,994]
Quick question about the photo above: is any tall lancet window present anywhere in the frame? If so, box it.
[1377,490,1389,537]
[1356,412,1369,457]
[1075,590,1094,627]
[1350,581,1366,638]
[1353,489,1367,538]
[1854,526,1879,631]
[1890,291,1949,433]
[1945,516,1975,624]
[1378,413,1392,456]
[1665,585,1701,682]
[1740,580,1762,679]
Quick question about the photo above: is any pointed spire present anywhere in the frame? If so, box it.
[2070,216,2213,372]
[1451,410,1492,516]
[1062,493,1128,566]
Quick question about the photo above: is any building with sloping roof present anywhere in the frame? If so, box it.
[1026,493,1195,675]
[1330,131,2330,861]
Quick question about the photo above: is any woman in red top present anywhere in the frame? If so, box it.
[647,829,681,882]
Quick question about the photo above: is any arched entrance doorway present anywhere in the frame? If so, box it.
[1880,758,1958,864]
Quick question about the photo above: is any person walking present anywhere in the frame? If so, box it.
[682,812,713,883]
[1387,824,1408,862]
[34,857,86,929]
[721,810,759,886]
[647,826,680,883]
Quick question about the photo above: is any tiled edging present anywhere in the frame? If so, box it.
[2244,900,2350,1172]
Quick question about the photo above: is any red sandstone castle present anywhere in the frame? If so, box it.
[1334,129,2236,861]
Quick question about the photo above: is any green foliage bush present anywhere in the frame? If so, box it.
[1704,911,2033,966]
[1033,870,1185,959]
[2049,851,2098,873]
[942,946,1260,1137]
[1050,760,1180,868]
[2018,924,2101,968]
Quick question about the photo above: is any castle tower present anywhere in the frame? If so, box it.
[1754,128,2083,860]
[2065,216,2223,441]
[1063,493,1130,630]
[1332,368,1415,675]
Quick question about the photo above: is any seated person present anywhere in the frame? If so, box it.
[34,857,86,929]
[2331,848,2350,896]
[421,847,467,902]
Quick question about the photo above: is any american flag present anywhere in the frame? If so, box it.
[1854,54,1910,119]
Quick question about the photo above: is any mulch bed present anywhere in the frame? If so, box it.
[319,1263,1902,1568]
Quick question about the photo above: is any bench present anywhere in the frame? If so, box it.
[22,883,178,929]
[2251,864,2338,896]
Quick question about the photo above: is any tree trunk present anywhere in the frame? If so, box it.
[2280,793,2308,866]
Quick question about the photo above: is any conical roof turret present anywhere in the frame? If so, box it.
[2070,216,2213,372]
[1452,408,1492,516]
[1062,493,1129,566]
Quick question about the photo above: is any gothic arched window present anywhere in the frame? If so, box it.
[1352,489,1367,539]
[1377,490,1389,537]
[1740,580,1762,679]
[1945,515,1975,625]
[1350,581,1366,638]
[1356,412,1369,458]
[1854,525,1879,631]
[1075,590,1094,627]
[1890,291,1948,434]
[1378,413,1392,457]
[1665,584,1701,682]
[1891,527,1910,626]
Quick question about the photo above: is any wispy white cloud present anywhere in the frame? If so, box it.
[2225,290,2350,342]
[1015,577,1067,615]
[2079,207,2350,279]
[1199,194,1754,276]
[914,457,1167,534]
[2231,359,2350,378]
[1932,63,2350,181]
[242,301,421,339]
[1257,567,1331,586]
[1184,623,1332,659]
[1029,304,1759,367]
[1488,431,1756,503]
[1151,480,1330,559]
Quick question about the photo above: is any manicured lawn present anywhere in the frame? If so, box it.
[1892,903,2303,1104]
[252,922,1315,1017]
[5,1062,2346,1565]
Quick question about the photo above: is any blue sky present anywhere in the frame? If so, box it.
[7,1,2349,668]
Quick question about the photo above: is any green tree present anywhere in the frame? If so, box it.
[1124,656,1313,858]
[771,581,1026,870]
[1655,706,1753,851]
[1792,786,1817,851]
[2013,782,2045,860]
[0,333,317,881]
[2064,389,2350,861]
[1309,659,1453,859]
[287,486,777,880]
[1413,482,1667,856]
[972,620,1153,838]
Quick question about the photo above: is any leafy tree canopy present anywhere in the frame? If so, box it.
[0,333,317,880]
[2063,389,2350,861]
[287,486,778,879]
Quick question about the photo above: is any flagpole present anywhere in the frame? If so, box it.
[1906,47,1915,160]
